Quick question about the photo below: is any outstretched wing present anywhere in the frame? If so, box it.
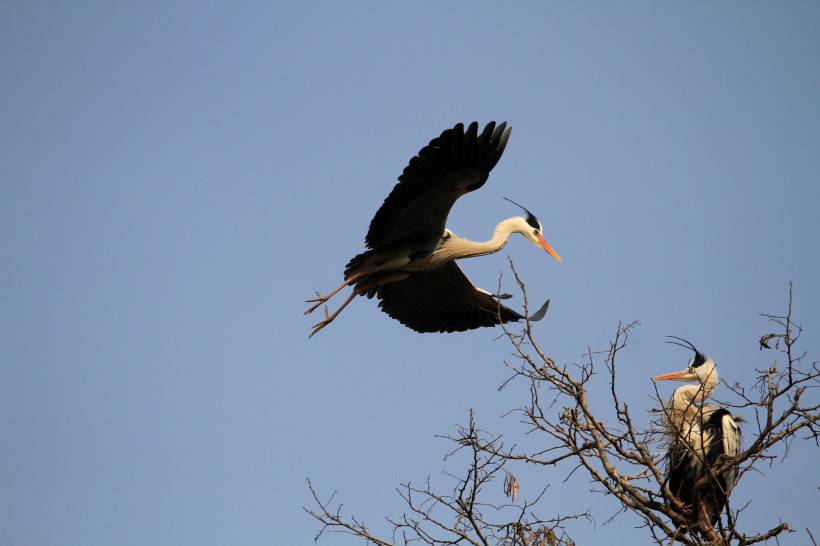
[375,261,547,333]
[365,121,512,250]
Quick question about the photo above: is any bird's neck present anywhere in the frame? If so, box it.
[670,371,719,416]
[455,218,521,259]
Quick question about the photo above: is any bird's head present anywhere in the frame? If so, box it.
[654,336,718,386]
[504,197,561,262]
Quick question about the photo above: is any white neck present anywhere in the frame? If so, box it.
[668,368,719,425]
[448,217,528,260]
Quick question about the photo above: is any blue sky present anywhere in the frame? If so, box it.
[2,2,819,545]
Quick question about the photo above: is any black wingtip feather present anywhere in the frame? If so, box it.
[478,121,496,146]
[529,299,550,322]
[499,126,512,151]
[491,122,507,145]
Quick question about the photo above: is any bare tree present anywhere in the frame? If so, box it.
[305,269,819,545]
[306,409,588,546]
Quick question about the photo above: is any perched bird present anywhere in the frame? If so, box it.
[654,337,742,529]
[305,121,561,337]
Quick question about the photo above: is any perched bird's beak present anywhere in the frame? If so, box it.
[537,234,562,263]
[653,369,696,382]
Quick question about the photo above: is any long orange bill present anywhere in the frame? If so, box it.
[654,370,688,381]
[538,234,562,263]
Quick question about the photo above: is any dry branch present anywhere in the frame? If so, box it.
[306,274,818,545]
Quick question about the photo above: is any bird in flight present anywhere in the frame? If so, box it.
[305,121,561,337]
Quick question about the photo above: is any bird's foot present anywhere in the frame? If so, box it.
[304,292,329,315]
[309,306,333,338]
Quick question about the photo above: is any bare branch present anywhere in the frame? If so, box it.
[307,276,817,546]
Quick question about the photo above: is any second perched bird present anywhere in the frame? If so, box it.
[305,121,561,337]
[654,337,742,530]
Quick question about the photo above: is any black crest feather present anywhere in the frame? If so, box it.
[665,336,707,367]
[503,197,540,230]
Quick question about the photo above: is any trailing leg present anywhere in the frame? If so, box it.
[309,290,360,338]
[304,273,362,315]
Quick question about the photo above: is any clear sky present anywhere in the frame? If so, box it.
[2,2,819,545]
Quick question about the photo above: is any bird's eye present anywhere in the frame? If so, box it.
[534,229,540,236]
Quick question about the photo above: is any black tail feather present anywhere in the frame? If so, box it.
[344,250,374,279]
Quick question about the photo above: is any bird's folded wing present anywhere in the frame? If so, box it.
[365,121,512,250]
[375,261,529,333]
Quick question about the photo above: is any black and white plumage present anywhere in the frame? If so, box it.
[305,122,561,337]
[655,337,742,528]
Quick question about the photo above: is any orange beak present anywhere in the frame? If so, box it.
[537,234,562,263]
[654,370,689,381]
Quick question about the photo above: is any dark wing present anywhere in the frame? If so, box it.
[704,409,742,493]
[667,441,694,509]
[365,121,512,250]
[666,410,741,528]
[375,261,546,333]
[679,409,739,526]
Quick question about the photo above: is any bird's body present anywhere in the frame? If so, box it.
[655,337,742,530]
[305,122,561,336]
[667,404,741,522]
[345,218,535,283]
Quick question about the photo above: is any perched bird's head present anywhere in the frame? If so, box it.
[654,336,718,386]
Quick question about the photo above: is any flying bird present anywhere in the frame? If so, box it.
[305,121,561,337]
[654,337,742,529]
